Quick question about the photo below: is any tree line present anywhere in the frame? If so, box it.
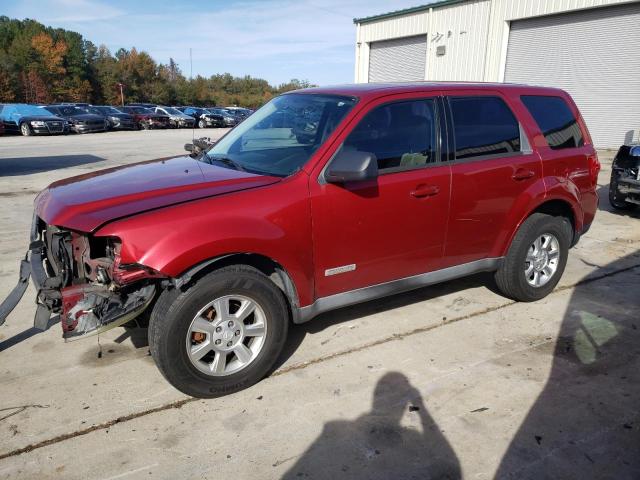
[0,16,314,108]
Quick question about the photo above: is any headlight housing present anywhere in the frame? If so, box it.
[30,120,46,127]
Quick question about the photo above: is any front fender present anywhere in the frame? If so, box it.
[94,177,315,306]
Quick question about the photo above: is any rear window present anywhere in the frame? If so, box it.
[449,96,521,160]
[521,95,584,150]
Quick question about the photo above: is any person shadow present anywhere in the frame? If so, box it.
[281,371,461,480]
[495,250,640,479]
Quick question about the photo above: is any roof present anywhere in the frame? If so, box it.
[286,82,565,101]
[354,0,471,24]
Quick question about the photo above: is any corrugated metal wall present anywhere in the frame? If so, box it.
[504,3,640,148]
[484,0,637,81]
[355,0,637,83]
[428,1,491,81]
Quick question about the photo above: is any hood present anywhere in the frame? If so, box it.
[17,115,65,123]
[35,156,280,232]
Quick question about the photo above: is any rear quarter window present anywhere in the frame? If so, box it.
[521,95,584,150]
[449,96,521,160]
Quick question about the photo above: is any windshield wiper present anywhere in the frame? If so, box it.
[207,154,246,172]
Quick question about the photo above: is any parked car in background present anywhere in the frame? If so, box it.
[90,106,136,130]
[154,106,195,128]
[178,107,223,128]
[0,83,599,398]
[609,143,640,210]
[225,106,253,119]
[120,106,170,129]
[207,108,239,127]
[0,103,68,136]
[42,105,107,134]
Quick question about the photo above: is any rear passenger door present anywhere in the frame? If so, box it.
[442,92,543,266]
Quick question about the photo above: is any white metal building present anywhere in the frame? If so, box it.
[354,0,640,148]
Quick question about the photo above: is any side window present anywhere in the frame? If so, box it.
[449,96,521,160]
[521,95,584,150]
[343,99,437,172]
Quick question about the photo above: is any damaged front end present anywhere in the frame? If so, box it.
[0,215,162,339]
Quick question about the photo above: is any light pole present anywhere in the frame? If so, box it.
[117,83,125,106]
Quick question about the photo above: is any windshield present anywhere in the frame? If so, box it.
[162,107,183,115]
[84,107,102,115]
[15,104,55,116]
[206,93,356,177]
[98,106,123,114]
[55,106,85,116]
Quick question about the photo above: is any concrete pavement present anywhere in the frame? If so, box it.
[0,132,638,479]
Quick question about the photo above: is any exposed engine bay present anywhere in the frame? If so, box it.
[0,216,162,339]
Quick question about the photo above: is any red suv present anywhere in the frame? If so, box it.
[0,83,599,397]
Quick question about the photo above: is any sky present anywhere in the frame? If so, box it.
[2,0,426,86]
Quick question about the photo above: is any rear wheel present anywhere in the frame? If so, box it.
[149,265,289,398]
[20,123,32,136]
[494,213,572,302]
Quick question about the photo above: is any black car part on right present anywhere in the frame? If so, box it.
[609,144,640,210]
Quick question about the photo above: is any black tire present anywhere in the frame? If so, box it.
[198,119,206,129]
[20,122,32,136]
[609,174,636,210]
[494,213,572,302]
[149,265,289,398]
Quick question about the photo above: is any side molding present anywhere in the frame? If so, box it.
[295,257,503,324]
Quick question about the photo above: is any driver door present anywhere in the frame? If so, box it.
[309,94,452,299]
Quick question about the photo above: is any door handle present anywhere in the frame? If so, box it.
[512,168,535,181]
[410,185,440,198]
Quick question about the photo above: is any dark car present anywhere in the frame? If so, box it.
[42,105,107,134]
[0,103,68,136]
[120,106,170,129]
[225,107,253,121]
[154,106,195,128]
[207,108,239,127]
[609,143,640,210]
[84,106,136,130]
[178,107,222,128]
[0,84,600,399]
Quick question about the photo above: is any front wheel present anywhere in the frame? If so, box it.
[198,119,206,129]
[494,213,572,302]
[149,265,289,398]
[20,123,32,136]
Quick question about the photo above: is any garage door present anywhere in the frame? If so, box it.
[504,3,640,148]
[369,35,427,83]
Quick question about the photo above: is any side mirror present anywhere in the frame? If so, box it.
[184,143,195,153]
[325,149,378,184]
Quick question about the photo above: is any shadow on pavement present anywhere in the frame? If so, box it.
[0,155,105,176]
[495,251,640,478]
[281,371,461,479]
[274,272,494,371]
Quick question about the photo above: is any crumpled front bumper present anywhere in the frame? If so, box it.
[0,216,157,338]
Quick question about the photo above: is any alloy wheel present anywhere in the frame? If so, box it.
[524,233,560,287]
[186,295,267,376]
